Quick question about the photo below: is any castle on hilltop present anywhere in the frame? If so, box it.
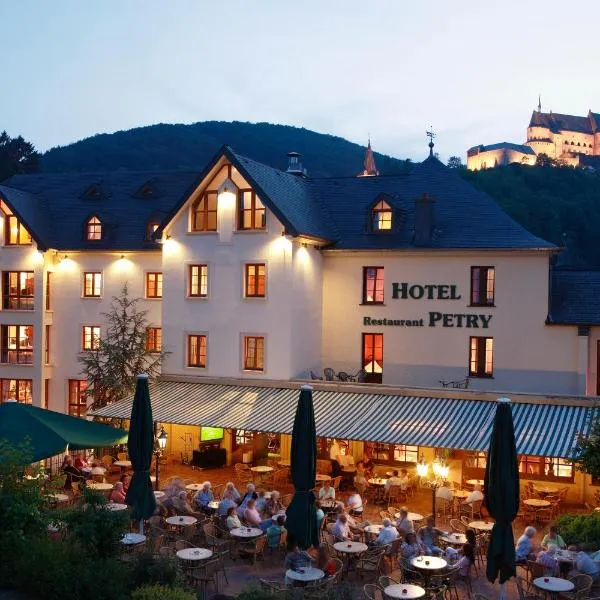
[467,102,600,170]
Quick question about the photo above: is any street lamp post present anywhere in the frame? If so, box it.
[417,455,449,526]
[154,426,168,491]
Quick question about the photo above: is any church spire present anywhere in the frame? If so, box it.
[358,138,379,177]
[537,94,542,113]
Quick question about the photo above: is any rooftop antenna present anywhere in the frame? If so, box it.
[426,126,436,157]
[538,94,542,113]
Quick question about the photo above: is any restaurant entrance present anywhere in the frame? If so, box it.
[362,332,383,384]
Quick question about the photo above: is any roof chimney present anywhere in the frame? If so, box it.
[413,193,435,247]
[286,152,306,176]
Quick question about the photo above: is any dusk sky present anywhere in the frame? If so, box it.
[3,1,600,162]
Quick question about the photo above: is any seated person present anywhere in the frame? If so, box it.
[223,481,241,502]
[266,515,286,549]
[332,513,354,541]
[225,506,242,530]
[435,485,453,502]
[237,483,258,515]
[417,517,444,556]
[573,546,600,582]
[536,547,559,576]
[541,525,566,550]
[454,541,476,576]
[385,470,403,494]
[284,538,313,570]
[120,473,131,493]
[264,490,284,517]
[74,453,89,471]
[193,481,214,513]
[354,462,368,494]
[172,490,198,516]
[218,496,237,517]
[109,481,126,503]
[375,518,399,546]
[346,488,363,515]
[243,499,262,527]
[515,526,537,562]
[361,454,375,478]
[396,507,415,536]
[255,489,268,513]
[334,504,369,533]
[398,469,409,491]
[319,482,335,501]
[61,456,85,491]
[315,500,325,530]
[317,544,338,577]
[400,532,424,562]
[463,484,484,506]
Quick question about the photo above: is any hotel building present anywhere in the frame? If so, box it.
[0,144,598,501]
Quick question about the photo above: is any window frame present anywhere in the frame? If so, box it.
[44,324,50,365]
[518,455,574,483]
[2,271,34,310]
[191,190,218,232]
[469,336,494,378]
[146,327,162,353]
[187,334,207,368]
[371,199,393,232]
[83,272,102,298]
[82,325,101,351]
[145,272,163,299]
[362,266,385,305]
[0,324,33,364]
[86,216,102,241]
[244,263,266,298]
[0,378,32,403]
[188,264,209,298]
[5,215,32,246]
[470,266,495,307]
[362,332,383,384]
[364,442,419,465]
[243,335,265,372]
[68,379,88,418]
[237,189,266,231]
[45,272,52,310]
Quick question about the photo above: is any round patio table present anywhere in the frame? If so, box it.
[453,490,470,499]
[411,556,447,585]
[278,460,291,467]
[208,501,219,510]
[533,485,558,495]
[394,512,424,522]
[87,482,113,491]
[384,584,426,599]
[120,533,146,545]
[105,503,128,511]
[466,479,484,486]
[534,576,574,600]
[185,483,203,491]
[251,466,273,473]
[114,460,132,469]
[368,478,387,486]
[320,499,338,510]
[47,493,69,503]
[334,541,368,554]
[230,527,263,539]
[440,533,467,545]
[154,491,165,499]
[316,473,331,482]
[166,515,197,527]
[524,499,551,508]
[364,524,384,535]
[176,547,213,561]
[469,520,494,531]
[286,567,324,584]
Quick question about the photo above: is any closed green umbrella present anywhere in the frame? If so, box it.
[0,400,127,462]
[285,385,319,549]
[484,397,520,593]
[125,374,156,525]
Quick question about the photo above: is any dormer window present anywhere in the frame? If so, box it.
[81,184,104,199]
[147,221,160,240]
[192,191,218,232]
[371,200,393,231]
[5,215,32,246]
[238,190,266,230]
[86,216,102,241]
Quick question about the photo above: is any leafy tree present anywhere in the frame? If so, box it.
[0,130,40,181]
[447,156,465,169]
[78,283,169,410]
[571,411,600,479]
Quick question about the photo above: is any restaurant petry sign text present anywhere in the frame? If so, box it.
[362,281,493,329]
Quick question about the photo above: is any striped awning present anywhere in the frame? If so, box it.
[92,381,593,458]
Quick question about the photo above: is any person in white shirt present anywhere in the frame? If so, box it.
[346,489,363,515]
[436,485,453,502]
[329,440,341,460]
[319,482,335,500]
[400,532,423,562]
[225,506,242,530]
[573,546,600,581]
[385,470,403,493]
[464,484,484,505]
[396,507,415,536]
[398,469,409,491]
[332,513,353,541]
[375,518,399,546]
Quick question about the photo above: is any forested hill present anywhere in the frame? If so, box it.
[42,121,409,178]
[461,165,600,267]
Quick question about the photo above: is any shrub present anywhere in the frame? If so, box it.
[131,584,196,600]
[555,512,600,548]
[130,551,185,589]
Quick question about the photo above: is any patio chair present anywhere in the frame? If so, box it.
[311,370,323,380]
[515,575,542,600]
[238,534,266,566]
[117,452,128,461]
[190,558,220,597]
[562,574,593,600]
[355,546,384,580]
[212,483,224,499]
[323,368,336,381]
[363,584,384,600]
[378,575,400,588]
[101,454,120,475]
[338,371,350,382]
[354,368,367,383]
[331,476,342,492]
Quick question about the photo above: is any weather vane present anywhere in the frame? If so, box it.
[426,126,436,157]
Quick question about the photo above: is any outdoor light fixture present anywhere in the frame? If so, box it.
[416,455,429,477]
[157,426,168,450]
[154,426,168,490]
[417,454,450,525]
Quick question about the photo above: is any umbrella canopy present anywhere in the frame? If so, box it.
[125,374,156,521]
[0,401,127,462]
[484,397,520,585]
[285,385,319,549]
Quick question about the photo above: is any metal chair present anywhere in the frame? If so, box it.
[323,368,336,381]
[311,370,323,380]
[338,371,350,382]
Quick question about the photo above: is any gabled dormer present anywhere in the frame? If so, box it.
[369,194,396,232]
[85,215,102,241]
[80,182,106,200]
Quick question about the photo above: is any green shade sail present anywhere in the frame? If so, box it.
[484,398,520,585]
[125,374,156,520]
[285,385,319,550]
[0,401,128,462]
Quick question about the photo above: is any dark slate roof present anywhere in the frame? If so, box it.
[549,269,600,325]
[1,171,200,251]
[529,111,595,134]
[0,147,555,252]
[468,142,535,155]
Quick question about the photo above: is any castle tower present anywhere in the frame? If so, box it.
[358,139,379,177]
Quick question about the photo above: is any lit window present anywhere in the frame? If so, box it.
[0,325,33,364]
[244,264,266,298]
[243,336,265,371]
[44,324,50,364]
[518,455,573,482]
[362,267,384,304]
[83,272,102,297]
[187,334,207,368]
[471,267,495,306]
[82,326,101,351]
[45,272,52,310]
[362,333,383,383]
[371,200,392,231]
[469,336,493,377]
[145,272,163,298]
[146,327,162,353]
[5,215,32,245]
[189,265,208,297]
[238,189,266,230]
[68,379,88,417]
[86,216,102,241]
[2,271,34,310]
[147,222,160,240]
[192,191,218,232]
[0,378,32,403]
